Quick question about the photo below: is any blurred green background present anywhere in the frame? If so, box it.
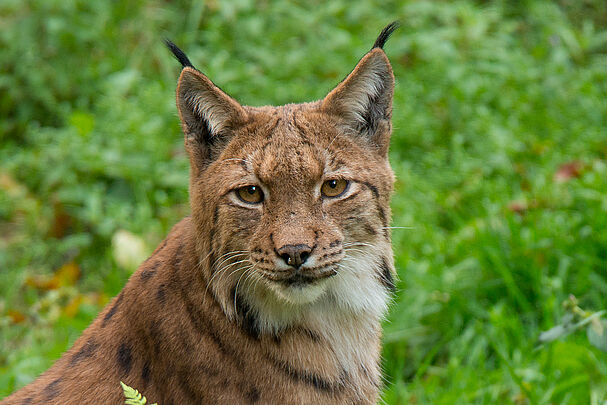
[1,0,607,403]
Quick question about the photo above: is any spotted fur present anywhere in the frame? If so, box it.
[2,22,398,404]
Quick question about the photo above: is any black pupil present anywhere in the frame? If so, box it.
[247,186,257,195]
[329,180,337,188]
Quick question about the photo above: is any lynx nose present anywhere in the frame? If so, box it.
[277,244,312,269]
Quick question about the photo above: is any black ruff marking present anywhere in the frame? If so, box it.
[234,290,260,340]
[102,291,124,327]
[372,21,400,50]
[267,354,344,394]
[164,39,194,68]
[177,370,200,402]
[141,362,151,386]
[117,343,133,375]
[379,257,396,292]
[70,339,99,365]
[180,286,244,369]
[156,284,167,304]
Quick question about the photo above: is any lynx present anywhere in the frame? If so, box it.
[2,22,398,404]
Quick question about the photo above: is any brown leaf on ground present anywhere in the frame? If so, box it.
[553,161,584,183]
[25,261,81,290]
[7,309,26,324]
[49,199,72,238]
[507,199,539,215]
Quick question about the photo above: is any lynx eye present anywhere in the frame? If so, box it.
[236,185,264,204]
[321,179,349,198]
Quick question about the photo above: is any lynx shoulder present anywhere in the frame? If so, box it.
[2,22,399,405]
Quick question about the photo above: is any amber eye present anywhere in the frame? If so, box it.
[321,179,349,198]
[236,185,264,204]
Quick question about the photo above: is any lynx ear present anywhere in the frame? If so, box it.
[176,68,247,166]
[321,23,398,156]
[166,41,247,170]
[176,67,246,142]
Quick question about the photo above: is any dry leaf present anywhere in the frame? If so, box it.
[507,199,538,215]
[554,161,584,183]
[25,261,81,290]
[7,309,26,324]
[49,199,72,238]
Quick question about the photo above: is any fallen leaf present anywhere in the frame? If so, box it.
[49,199,72,238]
[7,309,26,324]
[25,261,81,290]
[554,161,584,183]
[507,199,538,215]
[63,294,83,318]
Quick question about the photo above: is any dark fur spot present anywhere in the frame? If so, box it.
[329,239,341,248]
[140,261,160,283]
[43,378,61,400]
[156,284,166,304]
[379,257,395,292]
[117,343,133,374]
[173,242,184,267]
[102,292,124,327]
[141,362,151,385]
[149,320,163,356]
[246,386,261,403]
[22,397,33,404]
[213,206,219,227]
[70,339,99,365]
[362,220,378,236]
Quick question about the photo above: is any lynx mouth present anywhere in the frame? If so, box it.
[278,271,337,287]
[260,266,338,287]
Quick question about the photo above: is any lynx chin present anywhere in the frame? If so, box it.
[2,22,399,404]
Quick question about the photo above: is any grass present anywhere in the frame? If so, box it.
[1,0,607,403]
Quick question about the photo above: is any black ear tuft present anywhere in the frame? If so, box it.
[164,39,195,69]
[372,21,400,50]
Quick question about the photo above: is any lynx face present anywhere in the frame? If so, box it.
[170,27,397,333]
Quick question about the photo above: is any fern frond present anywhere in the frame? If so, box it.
[120,381,157,405]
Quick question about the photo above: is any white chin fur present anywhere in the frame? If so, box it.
[268,280,328,305]
[242,251,391,336]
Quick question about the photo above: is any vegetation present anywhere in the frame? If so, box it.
[1,0,607,403]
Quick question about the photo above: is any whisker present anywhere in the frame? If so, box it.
[212,250,248,269]
[343,241,374,248]
[213,253,249,275]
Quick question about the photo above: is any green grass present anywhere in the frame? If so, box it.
[1,0,607,403]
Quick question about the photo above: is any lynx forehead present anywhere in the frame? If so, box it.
[2,22,398,405]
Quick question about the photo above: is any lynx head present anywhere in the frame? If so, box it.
[168,23,398,334]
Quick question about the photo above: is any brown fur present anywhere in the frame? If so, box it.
[2,24,397,404]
